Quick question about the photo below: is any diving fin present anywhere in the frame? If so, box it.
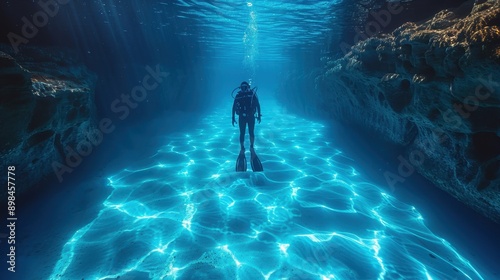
[236,148,247,172]
[250,148,263,172]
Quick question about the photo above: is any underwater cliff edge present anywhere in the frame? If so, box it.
[0,45,98,200]
[316,0,500,223]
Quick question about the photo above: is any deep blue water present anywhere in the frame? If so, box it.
[9,100,500,279]
[1,0,500,279]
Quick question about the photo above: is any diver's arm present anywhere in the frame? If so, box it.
[256,96,261,117]
[255,96,262,123]
[232,101,236,119]
[232,96,237,126]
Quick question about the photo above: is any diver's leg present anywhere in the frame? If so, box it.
[248,116,255,149]
[239,116,246,150]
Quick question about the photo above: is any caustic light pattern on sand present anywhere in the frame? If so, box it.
[50,100,483,280]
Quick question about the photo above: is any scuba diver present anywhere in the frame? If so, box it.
[232,81,263,172]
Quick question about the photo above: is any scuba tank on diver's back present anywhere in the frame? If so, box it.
[232,81,259,117]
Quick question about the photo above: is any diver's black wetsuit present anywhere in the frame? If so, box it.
[232,89,261,150]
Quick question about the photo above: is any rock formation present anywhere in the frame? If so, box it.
[0,45,97,198]
[317,0,500,222]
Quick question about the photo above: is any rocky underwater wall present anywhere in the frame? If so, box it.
[317,1,500,222]
[0,46,97,199]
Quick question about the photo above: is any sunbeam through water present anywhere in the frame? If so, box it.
[2,1,499,279]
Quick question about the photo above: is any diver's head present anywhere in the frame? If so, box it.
[240,81,250,91]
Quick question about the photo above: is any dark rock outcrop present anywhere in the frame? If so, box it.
[317,1,500,222]
[0,46,97,198]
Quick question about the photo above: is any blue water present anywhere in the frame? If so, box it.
[8,99,494,280]
[2,0,500,279]
[173,0,334,61]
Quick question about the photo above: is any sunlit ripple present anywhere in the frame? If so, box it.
[171,0,337,61]
[49,99,484,280]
